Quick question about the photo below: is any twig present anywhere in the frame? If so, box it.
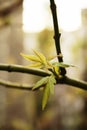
[50,0,66,76]
[63,76,87,91]
[49,1,87,90]
[0,79,32,91]
[0,64,50,77]
[0,63,87,90]
[0,76,87,91]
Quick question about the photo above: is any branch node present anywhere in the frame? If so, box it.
[7,65,12,72]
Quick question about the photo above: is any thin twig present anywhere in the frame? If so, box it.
[50,0,66,76]
[0,79,33,91]
[0,76,87,91]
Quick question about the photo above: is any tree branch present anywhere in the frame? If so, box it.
[0,76,87,91]
[0,64,50,77]
[0,64,87,90]
[50,0,66,76]
[49,0,87,90]
[0,79,33,91]
[60,76,87,91]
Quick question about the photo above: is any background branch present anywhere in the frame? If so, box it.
[0,79,32,91]
[0,0,23,17]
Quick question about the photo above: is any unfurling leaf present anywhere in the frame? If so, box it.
[33,49,47,65]
[42,75,56,110]
[42,83,50,110]
[20,50,76,110]
[20,50,51,69]
[48,54,62,61]
[52,62,75,68]
[53,66,60,75]
[32,76,49,90]
[20,53,41,62]
[27,63,43,68]
[49,75,56,94]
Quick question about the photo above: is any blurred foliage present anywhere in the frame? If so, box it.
[0,16,10,27]
[37,29,56,58]
[12,119,34,130]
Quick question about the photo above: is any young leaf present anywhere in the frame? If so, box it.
[27,63,43,68]
[33,49,47,65]
[46,61,53,68]
[32,76,49,90]
[53,66,60,75]
[49,75,56,94]
[20,53,41,62]
[42,75,56,110]
[42,83,50,110]
[48,54,62,61]
[53,62,75,68]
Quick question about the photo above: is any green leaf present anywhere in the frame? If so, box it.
[42,75,56,110]
[49,75,56,94]
[26,63,43,68]
[33,49,47,65]
[32,76,49,90]
[48,54,62,61]
[53,62,75,68]
[53,66,60,75]
[42,83,50,110]
[20,53,41,62]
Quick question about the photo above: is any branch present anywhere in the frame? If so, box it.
[0,79,32,91]
[50,0,66,76]
[0,77,87,91]
[0,64,50,77]
[63,76,87,91]
[49,1,87,90]
[0,76,87,91]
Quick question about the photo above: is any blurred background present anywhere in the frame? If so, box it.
[0,0,87,130]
